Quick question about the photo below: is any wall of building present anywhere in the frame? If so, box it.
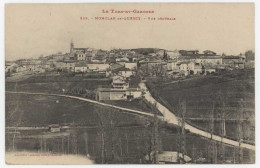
[125,62,137,70]
[110,91,126,100]
[88,64,110,71]
[126,90,142,98]
[75,66,88,72]
[120,71,135,78]
[99,91,110,100]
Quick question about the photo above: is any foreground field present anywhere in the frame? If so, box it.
[6,152,94,165]
[6,93,254,163]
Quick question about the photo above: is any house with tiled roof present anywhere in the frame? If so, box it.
[112,75,129,89]
[116,67,136,78]
[177,61,203,76]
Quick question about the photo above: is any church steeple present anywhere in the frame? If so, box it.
[70,40,74,54]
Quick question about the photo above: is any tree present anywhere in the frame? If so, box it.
[140,102,162,164]
[71,130,78,154]
[95,110,106,163]
[152,103,159,164]
[150,63,166,82]
[176,99,187,163]
[214,91,228,163]
[238,98,245,163]
[245,50,255,61]
[209,101,216,163]
[83,132,89,156]
[163,50,168,60]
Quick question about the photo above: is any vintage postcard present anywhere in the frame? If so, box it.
[4,3,255,164]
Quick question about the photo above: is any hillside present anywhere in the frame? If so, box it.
[146,69,255,143]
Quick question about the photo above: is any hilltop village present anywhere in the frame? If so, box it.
[5,41,254,101]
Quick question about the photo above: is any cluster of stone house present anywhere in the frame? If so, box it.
[74,62,110,73]
[6,44,250,101]
[6,43,141,101]
[166,60,216,76]
[6,60,51,73]
[6,41,140,75]
[6,47,247,78]
[144,50,247,77]
[61,41,141,101]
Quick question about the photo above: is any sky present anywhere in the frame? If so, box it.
[5,3,255,61]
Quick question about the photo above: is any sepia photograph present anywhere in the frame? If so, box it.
[4,2,255,165]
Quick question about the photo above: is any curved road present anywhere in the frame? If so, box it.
[6,90,255,151]
[139,83,255,151]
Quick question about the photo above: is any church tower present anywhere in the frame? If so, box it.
[70,40,74,54]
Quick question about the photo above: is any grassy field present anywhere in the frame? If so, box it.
[5,93,149,127]
[6,74,112,101]
[146,69,255,143]
[5,74,155,113]
[6,75,112,92]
